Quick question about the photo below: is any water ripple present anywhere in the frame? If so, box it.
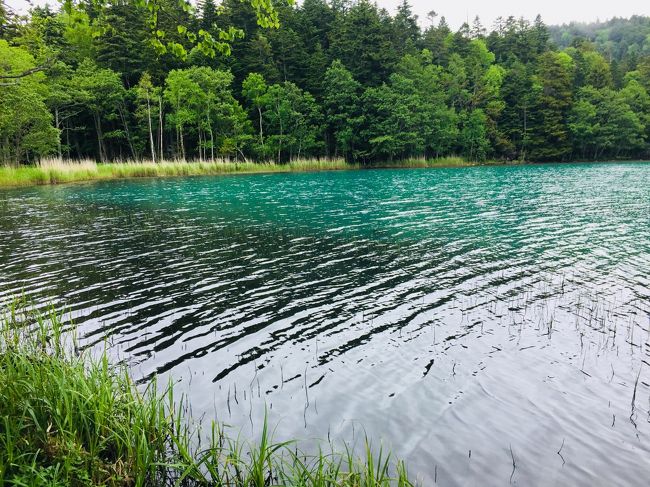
[1,163,649,485]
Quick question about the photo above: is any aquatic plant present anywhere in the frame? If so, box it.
[0,157,498,189]
[0,158,359,188]
[0,299,414,486]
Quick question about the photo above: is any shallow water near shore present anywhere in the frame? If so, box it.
[1,162,649,485]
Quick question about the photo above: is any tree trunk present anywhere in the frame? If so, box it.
[236,147,248,163]
[276,101,283,163]
[257,106,264,148]
[180,125,185,161]
[119,105,137,160]
[521,105,528,161]
[146,92,155,163]
[158,95,164,161]
[66,119,71,158]
[207,112,215,162]
[94,112,106,163]
[198,129,201,161]
[54,107,62,159]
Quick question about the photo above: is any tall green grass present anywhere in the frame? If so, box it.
[378,156,472,168]
[0,159,356,189]
[0,300,414,486]
[376,156,517,168]
[0,156,497,189]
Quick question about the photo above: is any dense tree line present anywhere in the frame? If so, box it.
[1,0,649,164]
[549,16,650,62]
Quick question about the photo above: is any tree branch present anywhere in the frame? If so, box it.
[0,64,49,80]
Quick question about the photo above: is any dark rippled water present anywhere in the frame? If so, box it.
[1,163,650,485]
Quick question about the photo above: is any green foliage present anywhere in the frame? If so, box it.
[0,41,58,164]
[242,72,269,152]
[165,66,252,160]
[360,52,460,161]
[569,86,646,159]
[497,59,534,159]
[56,0,281,61]
[323,60,362,159]
[527,51,575,161]
[549,16,650,62]
[132,72,161,159]
[261,80,323,161]
[1,4,650,165]
[0,300,413,486]
[71,59,127,161]
[328,0,397,86]
[459,109,490,160]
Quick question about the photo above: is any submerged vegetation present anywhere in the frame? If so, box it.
[0,300,413,486]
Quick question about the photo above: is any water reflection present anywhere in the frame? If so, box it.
[0,163,649,485]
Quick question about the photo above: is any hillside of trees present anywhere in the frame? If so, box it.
[1,0,649,165]
[549,16,650,61]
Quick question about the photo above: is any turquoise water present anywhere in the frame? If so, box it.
[1,163,649,485]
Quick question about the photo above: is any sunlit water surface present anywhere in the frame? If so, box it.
[1,163,649,485]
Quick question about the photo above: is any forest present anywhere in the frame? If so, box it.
[1,0,650,165]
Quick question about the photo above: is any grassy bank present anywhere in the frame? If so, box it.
[0,157,479,189]
[0,159,354,189]
[0,301,413,486]
[375,156,489,168]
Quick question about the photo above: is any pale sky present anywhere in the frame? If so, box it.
[388,0,650,29]
[5,0,650,29]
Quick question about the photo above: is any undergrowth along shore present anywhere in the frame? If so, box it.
[0,300,414,486]
[0,157,475,188]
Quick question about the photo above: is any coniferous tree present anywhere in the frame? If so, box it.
[527,52,575,160]
[322,60,361,159]
[1,3,649,164]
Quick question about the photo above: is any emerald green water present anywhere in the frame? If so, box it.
[1,163,649,485]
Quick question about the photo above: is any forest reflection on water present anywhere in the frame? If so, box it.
[0,162,649,485]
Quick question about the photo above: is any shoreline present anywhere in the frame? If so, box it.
[0,158,647,189]
[1,301,413,485]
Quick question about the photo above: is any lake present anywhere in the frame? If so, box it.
[1,163,649,485]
